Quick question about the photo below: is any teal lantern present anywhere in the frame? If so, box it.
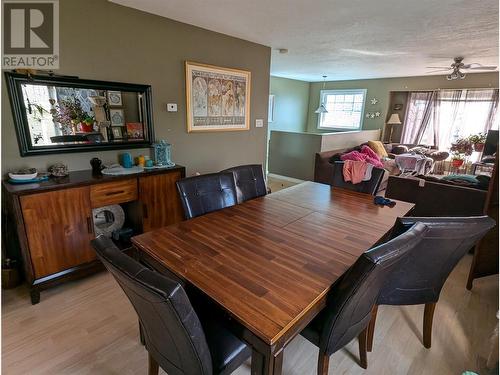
[153,140,174,167]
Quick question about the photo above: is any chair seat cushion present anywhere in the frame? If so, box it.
[301,309,327,346]
[191,291,251,375]
[201,316,251,375]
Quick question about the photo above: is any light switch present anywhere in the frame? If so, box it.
[255,119,264,128]
[167,103,177,112]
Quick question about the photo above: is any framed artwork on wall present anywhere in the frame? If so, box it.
[268,95,275,122]
[107,91,122,106]
[185,61,251,132]
[110,109,125,126]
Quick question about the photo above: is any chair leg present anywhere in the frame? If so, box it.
[148,352,159,375]
[139,321,145,345]
[317,351,330,375]
[358,328,368,369]
[423,302,437,349]
[366,305,378,352]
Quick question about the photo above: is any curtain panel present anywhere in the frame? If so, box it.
[402,89,499,150]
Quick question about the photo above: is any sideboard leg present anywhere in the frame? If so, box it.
[30,289,40,305]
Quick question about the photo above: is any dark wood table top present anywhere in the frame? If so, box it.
[132,181,414,346]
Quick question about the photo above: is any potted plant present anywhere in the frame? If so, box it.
[468,132,487,152]
[80,115,95,132]
[450,138,473,156]
[50,97,93,134]
[451,152,465,167]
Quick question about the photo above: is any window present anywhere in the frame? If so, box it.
[402,89,499,154]
[317,89,366,131]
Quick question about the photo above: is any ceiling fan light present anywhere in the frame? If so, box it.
[446,74,453,81]
[451,72,458,79]
[459,72,466,79]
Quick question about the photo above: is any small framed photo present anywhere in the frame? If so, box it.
[112,127,122,139]
[107,91,122,106]
[126,122,144,139]
[109,109,125,126]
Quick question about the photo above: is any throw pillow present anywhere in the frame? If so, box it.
[391,145,409,155]
[409,146,431,155]
[367,140,388,158]
[429,150,449,162]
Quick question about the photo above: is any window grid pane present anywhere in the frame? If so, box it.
[319,90,365,129]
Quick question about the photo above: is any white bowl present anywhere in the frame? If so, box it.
[9,172,38,181]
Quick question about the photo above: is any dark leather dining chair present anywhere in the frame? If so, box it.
[221,164,267,203]
[301,222,428,374]
[91,236,251,375]
[176,172,238,219]
[332,161,385,195]
[366,216,495,352]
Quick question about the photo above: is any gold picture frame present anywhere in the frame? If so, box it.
[185,61,251,133]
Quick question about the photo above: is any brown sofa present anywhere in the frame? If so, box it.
[314,147,394,191]
[314,143,442,191]
[385,175,487,216]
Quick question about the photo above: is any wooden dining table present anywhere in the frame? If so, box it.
[131,181,414,374]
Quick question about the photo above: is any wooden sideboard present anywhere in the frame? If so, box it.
[2,166,185,304]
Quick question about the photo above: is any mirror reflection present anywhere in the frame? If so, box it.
[22,84,145,147]
[6,73,154,156]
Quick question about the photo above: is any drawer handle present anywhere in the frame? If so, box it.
[86,217,93,234]
[143,204,148,218]
[105,190,125,196]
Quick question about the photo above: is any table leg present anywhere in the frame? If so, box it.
[251,348,283,375]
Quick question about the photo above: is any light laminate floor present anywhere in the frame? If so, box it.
[2,255,498,375]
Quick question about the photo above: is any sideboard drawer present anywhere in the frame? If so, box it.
[90,179,138,208]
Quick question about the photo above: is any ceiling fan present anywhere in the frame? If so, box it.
[426,57,497,80]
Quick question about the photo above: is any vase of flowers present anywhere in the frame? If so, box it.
[450,138,473,169]
[468,132,487,152]
[451,153,465,167]
[50,97,94,134]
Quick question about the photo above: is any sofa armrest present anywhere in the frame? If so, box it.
[314,152,336,185]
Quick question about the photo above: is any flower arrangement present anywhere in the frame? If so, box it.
[50,97,94,134]
[468,132,487,144]
[468,132,487,152]
[450,138,473,156]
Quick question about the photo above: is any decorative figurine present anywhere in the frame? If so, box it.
[90,157,103,174]
[48,163,69,177]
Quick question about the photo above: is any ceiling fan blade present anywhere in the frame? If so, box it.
[466,65,497,70]
[426,70,451,74]
[426,66,450,69]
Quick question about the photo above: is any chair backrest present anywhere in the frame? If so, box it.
[378,216,495,306]
[221,164,267,203]
[319,222,428,356]
[91,236,213,375]
[332,161,385,195]
[176,172,238,219]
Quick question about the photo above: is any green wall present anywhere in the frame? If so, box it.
[269,76,310,132]
[2,0,271,175]
[306,72,499,134]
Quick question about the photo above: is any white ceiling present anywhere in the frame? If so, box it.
[110,0,499,82]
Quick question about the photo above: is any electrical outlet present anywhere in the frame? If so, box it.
[167,103,177,112]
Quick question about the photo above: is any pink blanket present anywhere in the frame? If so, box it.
[341,145,383,168]
[343,160,368,184]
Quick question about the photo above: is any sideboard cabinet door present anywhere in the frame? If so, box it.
[139,171,183,232]
[20,186,96,278]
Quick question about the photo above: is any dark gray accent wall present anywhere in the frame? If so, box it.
[1,0,271,174]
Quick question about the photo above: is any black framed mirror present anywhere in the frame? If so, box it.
[5,72,155,156]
